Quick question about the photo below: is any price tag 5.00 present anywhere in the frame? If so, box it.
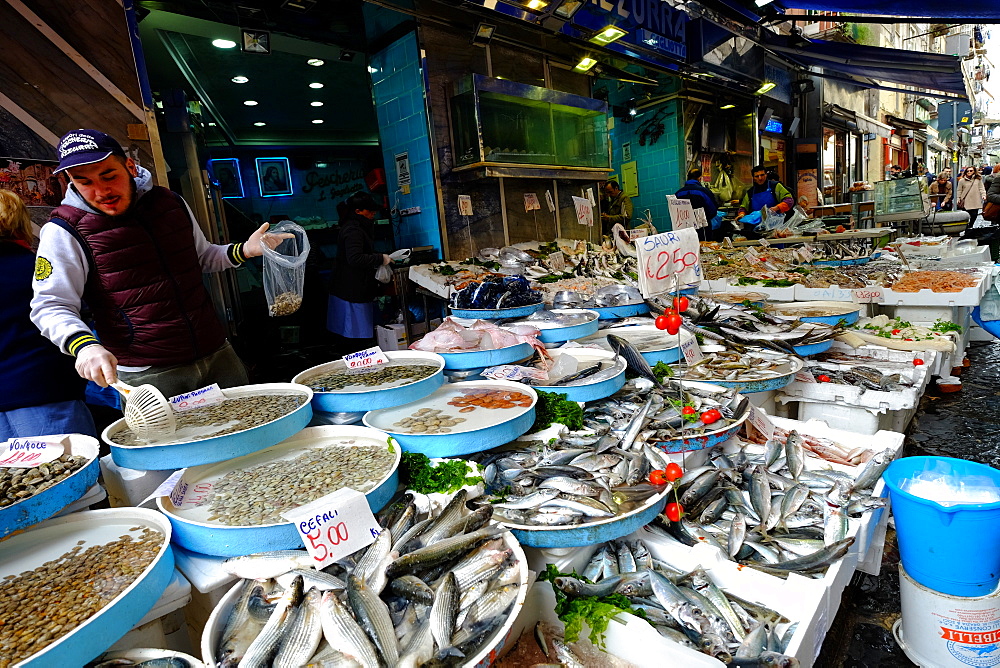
[283,488,381,568]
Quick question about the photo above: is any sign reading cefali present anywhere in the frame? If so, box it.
[585,0,687,59]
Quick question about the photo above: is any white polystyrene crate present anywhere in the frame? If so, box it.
[793,284,857,302]
[777,398,883,434]
[884,304,970,327]
[782,358,927,411]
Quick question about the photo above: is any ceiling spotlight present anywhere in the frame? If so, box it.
[526,0,548,9]
[720,104,736,109]
[339,51,354,62]
[754,82,777,95]
[574,57,598,73]
[472,23,496,47]
[254,122,266,126]
[212,39,237,49]
[312,119,324,124]
[311,101,324,107]
[231,75,249,84]
[315,162,328,168]
[208,122,217,127]
[627,98,638,116]
[590,25,627,45]
[553,0,586,19]
[244,100,259,106]
[309,82,324,89]
[307,58,325,66]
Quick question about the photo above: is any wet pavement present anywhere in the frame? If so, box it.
[817,339,1000,667]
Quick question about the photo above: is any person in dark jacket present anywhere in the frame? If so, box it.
[328,191,392,354]
[674,168,721,241]
[0,189,96,439]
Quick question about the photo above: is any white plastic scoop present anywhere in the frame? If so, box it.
[112,381,177,440]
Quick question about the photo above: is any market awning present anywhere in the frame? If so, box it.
[886,115,928,132]
[773,0,1000,19]
[763,34,967,97]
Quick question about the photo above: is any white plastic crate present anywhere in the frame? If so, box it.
[782,358,928,411]
[776,396,919,435]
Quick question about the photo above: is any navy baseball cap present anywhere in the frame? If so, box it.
[54,129,127,174]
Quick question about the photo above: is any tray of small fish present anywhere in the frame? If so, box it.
[293,351,446,414]
[781,360,927,411]
[767,301,863,326]
[694,300,843,359]
[0,434,100,539]
[527,349,626,403]
[576,327,695,366]
[86,648,204,667]
[364,381,537,457]
[202,491,529,668]
[156,426,400,558]
[476,427,673,548]
[639,381,752,453]
[506,309,600,344]
[0,507,174,667]
[679,349,803,394]
[104,383,313,471]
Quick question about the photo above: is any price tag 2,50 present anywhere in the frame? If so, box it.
[0,438,65,468]
[283,488,381,568]
[343,346,390,372]
[852,287,884,304]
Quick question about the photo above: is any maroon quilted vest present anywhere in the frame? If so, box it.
[50,186,226,367]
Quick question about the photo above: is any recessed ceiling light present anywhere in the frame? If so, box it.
[231,76,249,84]
[311,101,324,107]
[244,100,258,106]
[212,39,237,49]
[309,82,324,89]
[254,122,266,126]
[590,25,627,45]
[720,104,736,109]
[573,57,597,73]
[755,82,777,95]
[307,58,325,66]
[312,119,324,124]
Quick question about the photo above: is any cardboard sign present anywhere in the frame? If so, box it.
[852,287,885,304]
[524,193,540,211]
[545,190,555,212]
[282,488,381,568]
[482,365,546,382]
[170,384,226,412]
[635,228,702,297]
[343,346,389,371]
[547,250,567,272]
[748,404,776,440]
[681,337,704,364]
[169,475,213,509]
[586,187,596,206]
[572,196,594,227]
[666,196,697,230]
[458,195,473,216]
[0,438,64,468]
[693,207,708,229]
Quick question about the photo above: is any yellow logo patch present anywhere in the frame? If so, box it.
[34,256,53,280]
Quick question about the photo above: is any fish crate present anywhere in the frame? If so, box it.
[780,359,929,411]
[879,269,991,307]
[776,396,919,435]
[823,341,939,385]
[793,285,858,302]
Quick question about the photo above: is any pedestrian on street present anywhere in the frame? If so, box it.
[674,168,722,241]
[930,173,953,210]
[31,129,290,399]
[600,181,633,234]
[957,166,987,225]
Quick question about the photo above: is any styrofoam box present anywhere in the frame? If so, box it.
[794,285,858,302]
[100,455,176,508]
[777,396,919,435]
[879,270,990,307]
[717,280,797,302]
[822,341,940,384]
[781,357,929,411]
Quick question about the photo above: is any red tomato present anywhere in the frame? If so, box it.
[892,329,901,335]
[681,406,696,415]
[665,462,683,481]
[649,470,667,485]
[913,358,925,366]
[663,308,678,316]
[700,409,721,424]
[665,314,683,335]
[655,315,669,330]
[673,296,690,312]
[665,502,684,522]
[904,338,914,341]
[817,374,831,382]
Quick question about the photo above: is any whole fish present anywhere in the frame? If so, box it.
[745,538,855,575]
[606,334,661,387]
[429,572,460,652]
[223,551,316,580]
[273,588,323,668]
[217,580,266,668]
[238,575,303,668]
[852,447,895,492]
[784,431,804,481]
[318,590,379,668]
[553,362,605,386]
[346,574,400,666]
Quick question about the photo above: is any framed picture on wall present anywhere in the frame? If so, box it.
[209,158,244,198]
[256,157,293,197]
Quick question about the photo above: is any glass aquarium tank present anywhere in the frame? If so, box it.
[451,74,609,170]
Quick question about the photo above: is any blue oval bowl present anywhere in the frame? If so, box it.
[8,508,174,667]
[648,381,750,452]
[592,302,651,320]
[156,425,400,558]
[293,351,446,413]
[793,339,835,356]
[0,435,101,539]
[530,350,627,403]
[510,309,600,344]
[437,343,534,371]
[769,302,861,326]
[364,381,537,458]
[450,303,544,319]
[682,358,803,394]
[105,384,314,471]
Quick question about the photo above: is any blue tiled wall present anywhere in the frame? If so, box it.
[369,32,442,251]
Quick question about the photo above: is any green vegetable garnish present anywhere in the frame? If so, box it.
[932,318,962,333]
[400,453,483,494]
[652,361,674,384]
[539,564,648,647]
[532,391,584,432]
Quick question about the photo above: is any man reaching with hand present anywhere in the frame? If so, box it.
[31,129,286,398]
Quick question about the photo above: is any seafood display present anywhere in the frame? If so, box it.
[681,350,795,384]
[0,453,89,508]
[690,297,842,355]
[544,538,798,665]
[743,426,877,467]
[890,269,981,292]
[529,351,626,388]
[108,393,307,446]
[409,318,542,354]
[800,363,914,392]
[301,363,439,392]
[211,492,525,667]
[0,527,164,666]
[450,275,543,310]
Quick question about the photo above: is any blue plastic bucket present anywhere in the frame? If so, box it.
[883,456,1000,597]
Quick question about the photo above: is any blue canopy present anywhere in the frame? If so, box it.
[763,34,967,97]
[776,0,1000,18]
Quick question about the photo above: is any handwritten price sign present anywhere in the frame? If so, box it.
[0,438,64,468]
[666,196,697,230]
[170,383,226,412]
[343,346,389,371]
[283,487,381,568]
[852,287,884,304]
[635,228,702,297]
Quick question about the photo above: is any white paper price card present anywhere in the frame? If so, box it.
[0,437,65,468]
[680,337,704,364]
[572,196,594,227]
[458,195,473,216]
[170,383,226,412]
[545,190,555,213]
[283,488,381,568]
[523,193,540,212]
[748,404,776,440]
[852,287,884,304]
[666,195,697,231]
[343,346,389,371]
[635,228,702,297]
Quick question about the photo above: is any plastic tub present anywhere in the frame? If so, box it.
[449,302,544,319]
[883,456,1000,596]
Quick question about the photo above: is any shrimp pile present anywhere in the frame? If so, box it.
[891,270,980,293]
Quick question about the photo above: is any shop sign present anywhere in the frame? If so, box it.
[300,162,366,203]
[573,0,688,61]
[395,152,411,187]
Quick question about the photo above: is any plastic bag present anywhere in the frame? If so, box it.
[980,275,1000,322]
[262,221,310,317]
[375,263,393,284]
[710,171,736,203]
